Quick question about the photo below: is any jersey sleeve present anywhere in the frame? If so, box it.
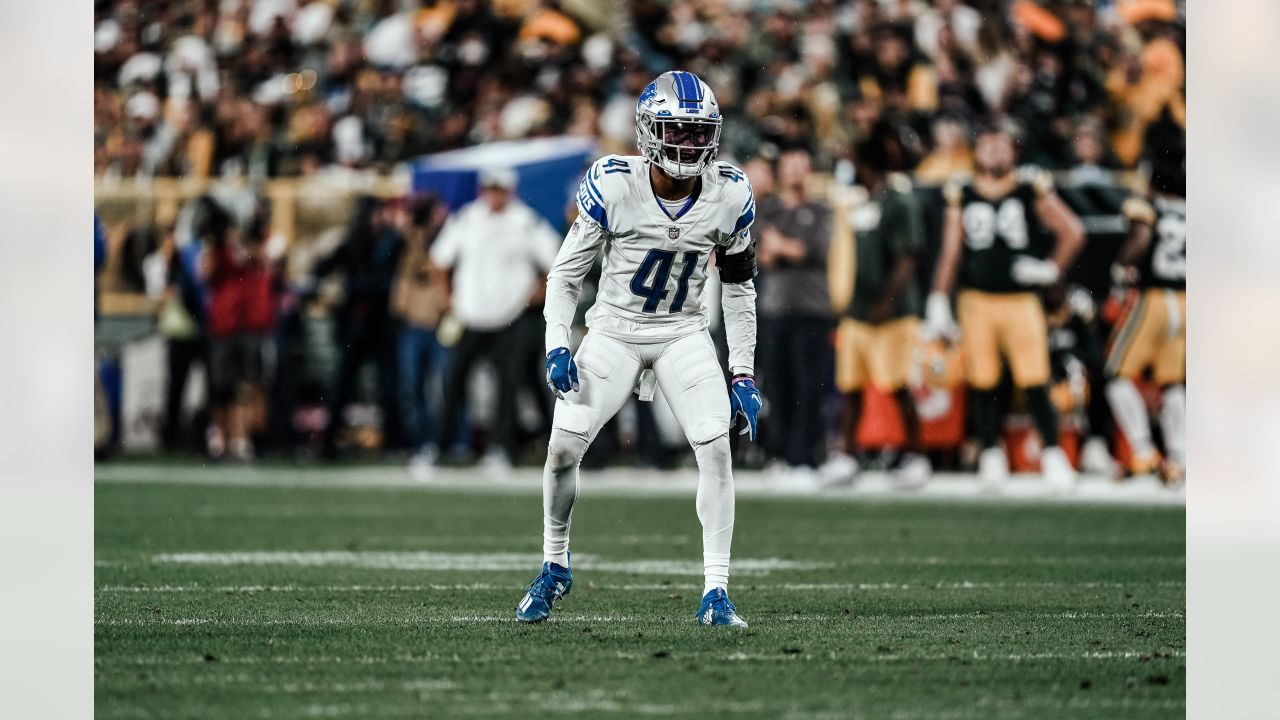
[544,216,607,352]
[722,164,756,253]
[1121,196,1157,226]
[574,155,632,233]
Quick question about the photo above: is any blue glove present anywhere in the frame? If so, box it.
[729,374,761,442]
[545,347,579,398]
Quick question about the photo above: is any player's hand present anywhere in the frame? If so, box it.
[545,347,579,398]
[729,374,761,442]
[922,291,958,341]
[1011,256,1060,287]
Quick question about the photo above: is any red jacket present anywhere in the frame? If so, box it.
[206,242,277,337]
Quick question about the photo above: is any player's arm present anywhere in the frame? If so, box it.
[543,217,605,351]
[1010,172,1085,287]
[718,219,763,441]
[925,183,963,338]
[1113,197,1155,285]
[930,183,963,297]
[1034,185,1086,274]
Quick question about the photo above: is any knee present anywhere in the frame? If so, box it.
[694,434,732,475]
[546,431,588,472]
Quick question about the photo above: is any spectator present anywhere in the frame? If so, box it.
[755,147,835,481]
[390,196,450,477]
[825,124,930,486]
[429,168,560,472]
[143,226,207,451]
[201,197,280,461]
[314,196,405,458]
[915,115,974,185]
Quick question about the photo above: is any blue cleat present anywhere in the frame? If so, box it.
[515,555,572,623]
[696,588,748,627]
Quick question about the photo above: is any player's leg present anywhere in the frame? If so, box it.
[871,318,930,484]
[1104,290,1164,474]
[652,333,746,627]
[957,292,1007,483]
[823,319,865,484]
[517,332,642,623]
[1000,294,1073,487]
[543,332,641,565]
[1154,290,1186,482]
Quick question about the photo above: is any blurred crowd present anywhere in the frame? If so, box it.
[95,0,1186,481]
[95,0,1184,181]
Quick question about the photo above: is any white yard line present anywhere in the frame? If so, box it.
[94,463,1186,506]
[93,550,1181,572]
[95,579,1184,594]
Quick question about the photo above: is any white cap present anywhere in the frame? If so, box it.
[478,167,517,190]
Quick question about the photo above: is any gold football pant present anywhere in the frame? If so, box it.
[1106,288,1186,384]
[956,290,1050,390]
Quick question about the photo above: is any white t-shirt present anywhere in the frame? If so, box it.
[430,198,561,330]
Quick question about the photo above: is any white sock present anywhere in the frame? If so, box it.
[695,436,734,596]
[542,430,586,568]
[1161,385,1186,465]
[1106,378,1154,457]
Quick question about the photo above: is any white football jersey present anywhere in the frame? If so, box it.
[545,154,755,348]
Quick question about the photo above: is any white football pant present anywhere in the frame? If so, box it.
[541,331,734,595]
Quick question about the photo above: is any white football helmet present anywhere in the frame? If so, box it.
[635,71,722,179]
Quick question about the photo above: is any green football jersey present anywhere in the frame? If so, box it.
[847,177,925,321]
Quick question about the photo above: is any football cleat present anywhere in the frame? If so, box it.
[978,447,1009,490]
[892,452,932,490]
[696,588,748,628]
[1159,459,1185,488]
[515,555,572,624]
[1127,450,1163,478]
[1041,446,1077,492]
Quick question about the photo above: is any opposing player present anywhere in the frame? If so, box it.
[515,72,760,627]
[924,125,1085,489]
[1104,157,1185,484]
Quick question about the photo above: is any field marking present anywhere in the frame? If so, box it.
[95,608,1182,628]
[96,549,1182,572]
[94,462,1186,507]
[141,551,830,576]
[95,579,1185,594]
[98,648,1184,668]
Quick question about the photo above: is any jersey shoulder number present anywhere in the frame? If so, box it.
[576,155,640,232]
[712,161,755,242]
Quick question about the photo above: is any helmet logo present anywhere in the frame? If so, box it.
[638,82,658,108]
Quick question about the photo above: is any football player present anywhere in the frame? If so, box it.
[826,122,931,486]
[1104,157,1185,484]
[516,72,759,627]
[924,125,1085,489]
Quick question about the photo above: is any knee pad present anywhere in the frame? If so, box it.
[546,430,588,472]
[694,434,732,471]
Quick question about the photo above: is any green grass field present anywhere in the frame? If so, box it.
[95,467,1185,719]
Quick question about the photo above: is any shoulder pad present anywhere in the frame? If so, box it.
[708,161,754,237]
[943,178,965,206]
[1122,196,1157,225]
[575,155,635,231]
[1019,165,1055,196]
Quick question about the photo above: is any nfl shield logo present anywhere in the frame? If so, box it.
[667,226,680,240]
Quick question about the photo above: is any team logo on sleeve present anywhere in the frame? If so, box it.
[667,226,681,240]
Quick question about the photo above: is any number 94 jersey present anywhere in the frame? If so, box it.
[948,169,1052,294]
[565,154,755,342]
